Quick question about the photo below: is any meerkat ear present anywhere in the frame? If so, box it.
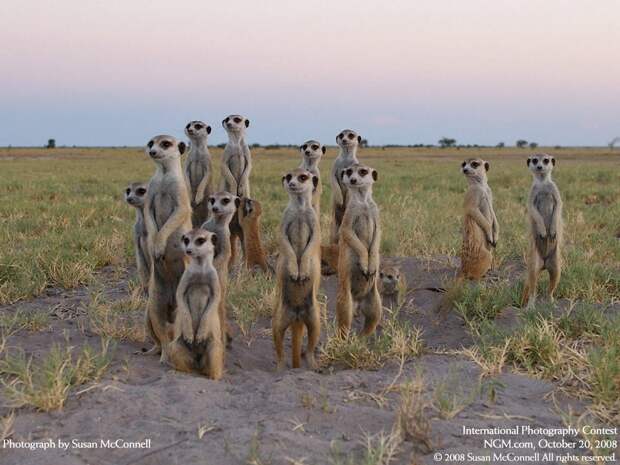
[312,175,319,191]
[357,135,362,143]
[206,126,212,135]
[210,233,218,246]
[178,142,187,154]
[372,169,378,181]
[245,119,250,128]
[551,157,556,166]
[526,158,531,166]
[234,197,241,209]
[321,145,326,154]
[484,161,490,172]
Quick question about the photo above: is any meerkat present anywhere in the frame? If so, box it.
[336,163,382,337]
[273,169,321,370]
[330,129,361,244]
[166,229,223,379]
[124,182,150,294]
[184,120,213,227]
[201,191,238,344]
[459,158,499,280]
[221,114,252,265]
[238,197,270,273]
[379,265,404,310]
[299,140,325,217]
[522,154,563,308]
[143,135,192,357]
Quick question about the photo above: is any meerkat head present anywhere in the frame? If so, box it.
[282,168,318,197]
[341,163,378,190]
[240,197,262,220]
[336,129,361,150]
[184,120,211,141]
[527,153,555,177]
[300,140,325,161]
[461,158,489,182]
[181,229,217,261]
[207,191,240,219]
[379,266,401,294]
[222,114,249,134]
[146,135,186,162]
[124,182,147,209]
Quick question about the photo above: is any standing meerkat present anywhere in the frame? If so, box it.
[143,135,192,357]
[522,154,563,308]
[336,163,382,337]
[299,140,325,217]
[166,229,223,379]
[273,169,321,370]
[221,114,252,266]
[330,129,361,244]
[124,182,150,294]
[238,198,270,273]
[201,191,239,344]
[379,265,404,310]
[459,158,499,280]
[184,120,213,227]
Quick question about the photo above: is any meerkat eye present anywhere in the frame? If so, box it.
[311,144,319,151]
[543,158,550,165]
[224,117,230,122]
[471,162,479,168]
[182,236,190,245]
[532,158,538,165]
[347,133,355,140]
[338,133,344,139]
[285,174,292,182]
[136,188,146,195]
[233,117,242,124]
[222,198,231,205]
[388,274,393,280]
[209,197,216,205]
[461,161,466,168]
[359,169,368,176]
[125,188,131,195]
[161,141,172,149]
[185,123,191,129]
[147,140,154,148]
[345,168,353,176]
[302,144,308,151]
[194,123,203,129]
[299,174,308,182]
[196,237,206,246]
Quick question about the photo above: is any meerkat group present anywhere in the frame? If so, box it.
[123,117,564,377]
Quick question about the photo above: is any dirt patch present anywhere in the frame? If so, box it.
[0,258,594,465]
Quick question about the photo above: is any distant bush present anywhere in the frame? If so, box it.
[516,139,528,148]
[46,139,56,149]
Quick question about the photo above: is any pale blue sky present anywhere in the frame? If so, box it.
[1,0,618,146]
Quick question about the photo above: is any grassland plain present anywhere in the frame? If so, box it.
[0,146,619,464]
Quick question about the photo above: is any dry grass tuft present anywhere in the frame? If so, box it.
[86,292,146,342]
[396,373,434,453]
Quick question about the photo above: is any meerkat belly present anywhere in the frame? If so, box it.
[352,214,373,248]
[287,218,313,259]
[185,283,212,333]
[227,150,245,181]
[534,192,556,231]
[187,160,205,193]
[152,193,176,230]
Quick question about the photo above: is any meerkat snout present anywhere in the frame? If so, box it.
[182,230,217,258]
[527,154,555,175]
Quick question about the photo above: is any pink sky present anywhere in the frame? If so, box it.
[1,0,619,146]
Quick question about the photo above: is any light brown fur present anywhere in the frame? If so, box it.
[273,169,321,370]
[379,265,404,310]
[238,198,269,273]
[336,164,382,337]
[124,182,150,294]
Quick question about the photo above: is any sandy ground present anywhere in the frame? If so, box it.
[0,257,595,465]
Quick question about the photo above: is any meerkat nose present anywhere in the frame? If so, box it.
[186,249,193,255]
[350,178,357,184]
[149,150,156,156]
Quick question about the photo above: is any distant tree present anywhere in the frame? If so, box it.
[217,143,226,149]
[529,142,538,149]
[250,143,261,149]
[46,138,56,149]
[496,142,505,148]
[516,139,528,148]
[554,145,562,150]
[438,137,456,148]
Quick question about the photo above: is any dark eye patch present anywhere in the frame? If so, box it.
[299,174,308,182]
[125,188,131,195]
[136,188,146,195]
[196,237,206,246]
[147,140,154,148]
[543,158,549,165]
[302,144,308,151]
[471,162,479,168]
[388,275,394,280]
[359,169,368,176]
[233,117,242,123]
[225,117,230,122]
[347,133,355,140]
[222,198,230,204]
[311,144,319,151]
[461,161,466,167]
[185,123,190,129]
[532,158,538,165]
[338,133,344,139]
[345,168,353,176]
[285,174,292,182]
[161,141,172,149]
[194,123,203,130]
[209,197,216,204]
[182,236,190,245]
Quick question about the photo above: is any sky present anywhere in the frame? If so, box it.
[1,0,619,147]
